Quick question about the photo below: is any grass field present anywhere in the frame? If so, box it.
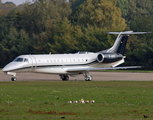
[101,69,153,73]
[0,81,153,120]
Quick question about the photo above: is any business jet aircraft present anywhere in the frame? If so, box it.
[2,31,150,81]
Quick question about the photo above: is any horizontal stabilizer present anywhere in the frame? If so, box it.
[67,66,141,72]
[107,31,151,35]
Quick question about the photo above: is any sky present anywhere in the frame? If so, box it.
[2,0,33,5]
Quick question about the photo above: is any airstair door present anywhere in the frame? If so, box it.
[29,55,37,70]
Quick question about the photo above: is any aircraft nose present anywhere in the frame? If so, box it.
[2,66,10,72]
[2,62,15,72]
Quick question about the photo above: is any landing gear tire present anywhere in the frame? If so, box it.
[60,75,69,81]
[85,76,92,81]
[84,71,92,81]
[11,77,17,81]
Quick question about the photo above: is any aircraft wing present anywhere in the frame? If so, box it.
[67,66,141,72]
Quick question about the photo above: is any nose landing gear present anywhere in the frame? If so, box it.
[11,77,17,81]
[6,72,17,81]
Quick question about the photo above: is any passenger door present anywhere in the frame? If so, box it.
[29,55,37,70]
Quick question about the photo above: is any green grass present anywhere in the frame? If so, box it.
[100,69,153,73]
[0,81,153,120]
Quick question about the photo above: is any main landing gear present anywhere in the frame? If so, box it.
[84,71,92,81]
[60,75,69,81]
[11,77,17,81]
[60,71,92,81]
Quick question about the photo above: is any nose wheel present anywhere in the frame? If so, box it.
[11,77,17,81]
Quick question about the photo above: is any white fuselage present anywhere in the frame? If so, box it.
[2,52,124,75]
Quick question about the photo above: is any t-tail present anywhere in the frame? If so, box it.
[105,31,151,55]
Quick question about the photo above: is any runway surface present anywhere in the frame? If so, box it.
[1,70,153,81]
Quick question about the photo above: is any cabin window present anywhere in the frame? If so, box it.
[24,58,29,62]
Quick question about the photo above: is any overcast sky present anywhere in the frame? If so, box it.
[2,0,33,5]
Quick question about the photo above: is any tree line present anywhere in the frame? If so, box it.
[0,0,153,69]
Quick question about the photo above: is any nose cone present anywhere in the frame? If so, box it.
[2,65,10,72]
[2,62,15,72]
[2,67,7,72]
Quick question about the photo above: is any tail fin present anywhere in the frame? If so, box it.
[106,31,151,55]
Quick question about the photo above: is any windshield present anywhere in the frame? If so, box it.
[14,58,29,62]
[14,58,23,62]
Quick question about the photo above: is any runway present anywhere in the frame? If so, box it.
[1,70,153,81]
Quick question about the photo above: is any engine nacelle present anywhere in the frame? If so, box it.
[97,53,104,63]
[97,53,123,63]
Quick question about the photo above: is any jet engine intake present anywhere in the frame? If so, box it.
[97,53,104,63]
[97,53,123,63]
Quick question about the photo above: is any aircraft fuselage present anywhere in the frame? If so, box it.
[2,52,124,75]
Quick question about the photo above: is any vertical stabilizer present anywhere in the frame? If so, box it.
[106,31,150,55]
[116,36,128,55]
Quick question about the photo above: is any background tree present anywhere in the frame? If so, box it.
[0,2,16,11]
[70,0,126,31]
[22,0,72,35]
[71,0,86,12]
[115,0,129,18]
[46,18,79,53]
[125,16,153,67]
[121,0,153,25]
[0,27,32,67]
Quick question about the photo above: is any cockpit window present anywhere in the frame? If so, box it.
[24,58,29,62]
[14,58,24,62]
[14,58,29,62]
